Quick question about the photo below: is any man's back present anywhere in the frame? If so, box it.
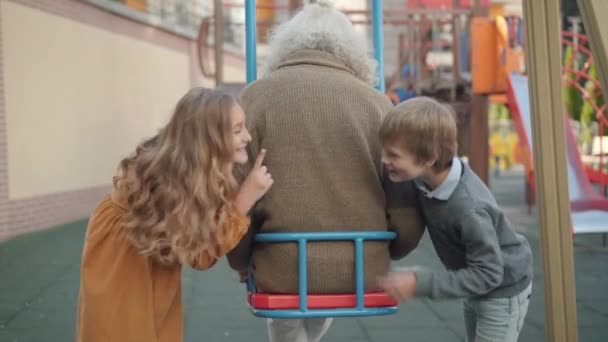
[238,50,393,293]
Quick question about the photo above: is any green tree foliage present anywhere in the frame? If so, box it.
[580,63,599,126]
[563,45,583,121]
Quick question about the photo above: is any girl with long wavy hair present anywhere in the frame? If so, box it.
[76,87,273,342]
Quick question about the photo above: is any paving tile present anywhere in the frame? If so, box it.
[0,168,607,341]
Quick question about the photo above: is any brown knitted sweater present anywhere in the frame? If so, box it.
[227,50,423,293]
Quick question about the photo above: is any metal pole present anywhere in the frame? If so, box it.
[524,0,579,340]
[245,0,257,83]
[408,25,415,81]
[567,16,582,70]
[298,239,308,311]
[372,0,385,92]
[431,14,439,82]
[579,0,608,199]
[213,0,224,85]
[577,0,608,110]
[398,32,405,70]
[452,0,462,101]
[415,16,423,82]
[355,239,365,310]
[469,0,490,184]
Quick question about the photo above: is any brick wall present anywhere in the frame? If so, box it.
[0,0,200,241]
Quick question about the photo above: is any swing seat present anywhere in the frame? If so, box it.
[248,292,397,310]
[246,231,399,318]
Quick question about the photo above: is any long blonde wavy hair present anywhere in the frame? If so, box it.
[113,88,239,267]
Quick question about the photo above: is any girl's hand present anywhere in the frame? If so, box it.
[235,149,273,214]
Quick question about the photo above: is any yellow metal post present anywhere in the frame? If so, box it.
[522,0,579,341]
[577,0,608,96]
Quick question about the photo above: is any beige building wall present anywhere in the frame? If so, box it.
[3,1,190,199]
[0,0,235,241]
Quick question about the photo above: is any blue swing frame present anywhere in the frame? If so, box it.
[247,232,398,318]
[244,0,394,319]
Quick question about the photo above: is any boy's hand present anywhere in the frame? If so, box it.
[378,272,417,302]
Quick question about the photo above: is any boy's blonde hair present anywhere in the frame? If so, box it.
[380,97,458,172]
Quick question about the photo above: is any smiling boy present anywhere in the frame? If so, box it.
[378,97,533,342]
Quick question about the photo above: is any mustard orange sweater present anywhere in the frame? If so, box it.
[76,193,249,342]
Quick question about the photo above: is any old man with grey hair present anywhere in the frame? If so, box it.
[228,1,424,341]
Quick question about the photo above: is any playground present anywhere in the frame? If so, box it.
[1,0,607,341]
[1,169,607,341]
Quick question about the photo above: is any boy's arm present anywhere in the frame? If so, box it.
[414,208,504,299]
[384,178,426,260]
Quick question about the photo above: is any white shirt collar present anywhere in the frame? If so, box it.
[415,158,462,200]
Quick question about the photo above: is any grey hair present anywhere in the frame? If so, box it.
[261,0,378,86]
